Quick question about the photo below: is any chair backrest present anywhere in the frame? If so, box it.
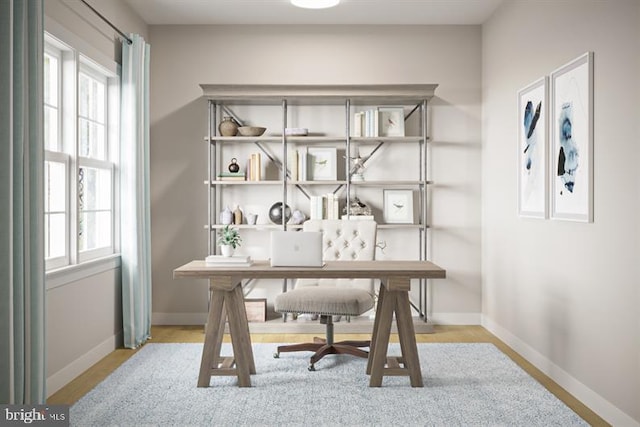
[296,219,377,292]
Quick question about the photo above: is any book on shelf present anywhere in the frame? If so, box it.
[248,153,262,181]
[217,172,246,181]
[205,255,253,267]
[309,193,339,220]
[287,149,298,181]
[291,147,308,181]
[353,111,364,137]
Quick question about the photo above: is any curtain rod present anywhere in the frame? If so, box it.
[79,0,133,45]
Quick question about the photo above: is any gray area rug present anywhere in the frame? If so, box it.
[70,343,586,426]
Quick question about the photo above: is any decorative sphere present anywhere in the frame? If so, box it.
[268,202,292,225]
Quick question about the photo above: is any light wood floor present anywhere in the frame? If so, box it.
[48,325,608,426]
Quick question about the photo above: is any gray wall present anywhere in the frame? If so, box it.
[44,0,147,397]
[482,0,640,425]
[148,24,483,325]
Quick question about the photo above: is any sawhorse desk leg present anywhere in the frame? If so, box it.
[367,278,423,387]
[198,278,256,387]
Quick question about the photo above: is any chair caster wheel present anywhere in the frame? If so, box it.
[308,363,315,371]
[273,352,280,358]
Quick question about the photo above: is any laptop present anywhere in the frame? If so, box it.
[270,231,324,267]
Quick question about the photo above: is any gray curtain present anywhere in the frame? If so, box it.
[121,34,152,348]
[0,0,46,404]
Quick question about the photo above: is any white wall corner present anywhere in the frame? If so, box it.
[481,315,640,427]
[46,332,122,397]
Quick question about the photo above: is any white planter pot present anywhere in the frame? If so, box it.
[220,244,234,257]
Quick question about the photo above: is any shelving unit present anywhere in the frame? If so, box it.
[201,84,438,320]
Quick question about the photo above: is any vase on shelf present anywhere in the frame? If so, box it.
[228,158,240,173]
[220,244,234,257]
[218,116,239,137]
[233,205,243,225]
[220,206,233,225]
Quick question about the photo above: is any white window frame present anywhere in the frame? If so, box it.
[44,31,120,276]
[44,42,68,270]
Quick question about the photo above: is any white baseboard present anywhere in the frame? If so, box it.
[152,312,208,325]
[46,332,122,397]
[481,315,639,427]
[429,312,482,325]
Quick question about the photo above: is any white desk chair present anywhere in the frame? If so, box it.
[274,219,377,371]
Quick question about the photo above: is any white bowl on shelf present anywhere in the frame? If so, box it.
[238,126,266,136]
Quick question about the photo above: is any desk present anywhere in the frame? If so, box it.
[173,260,446,387]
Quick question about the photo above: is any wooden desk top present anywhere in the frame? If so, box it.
[173,260,446,280]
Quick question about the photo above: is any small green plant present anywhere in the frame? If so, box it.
[217,225,242,249]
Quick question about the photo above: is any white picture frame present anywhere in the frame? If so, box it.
[378,107,405,137]
[383,189,414,224]
[550,52,594,222]
[307,147,337,181]
[517,76,548,219]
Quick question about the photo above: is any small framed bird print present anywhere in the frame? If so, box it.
[383,189,414,224]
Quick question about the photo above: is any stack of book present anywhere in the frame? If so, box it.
[352,109,379,137]
[217,172,246,181]
[309,193,339,220]
[205,255,253,267]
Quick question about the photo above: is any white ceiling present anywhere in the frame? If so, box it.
[123,0,505,25]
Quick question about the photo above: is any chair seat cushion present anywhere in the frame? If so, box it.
[274,287,374,317]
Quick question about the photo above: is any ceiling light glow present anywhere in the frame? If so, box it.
[291,0,340,9]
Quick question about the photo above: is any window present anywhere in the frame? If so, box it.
[44,34,118,271]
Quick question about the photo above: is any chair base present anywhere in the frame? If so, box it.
[274,337,370,371]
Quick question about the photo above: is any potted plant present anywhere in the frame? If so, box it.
[217,225,242,257]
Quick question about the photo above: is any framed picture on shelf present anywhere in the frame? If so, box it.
[307,147,337,181]
[378,107,405,137]
[383,189,414,224]
[550,52,593,222]
[517,76,547,219]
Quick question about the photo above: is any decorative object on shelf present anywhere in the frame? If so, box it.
[289,209,306,225]
[517,76,547,219]
[378,107,405,137]
[348,144,368,182]
[307,147,337,180]
[246,213,258,225]
[268,202,291,225]
[218,116,239,136]
[233,205,243,225]
[383,189,414,224]
[342,197,372,217]
[228,158,240,173]
[219,206,233,225]
[285,127,308,136]
[238,126,266,137]
[217,225,242,257]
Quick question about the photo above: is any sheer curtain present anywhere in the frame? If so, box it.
[120,34,152,349]
[0,0,46,404]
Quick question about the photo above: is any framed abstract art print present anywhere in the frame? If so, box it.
[517,76,548,219]
[550,52,594,222]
